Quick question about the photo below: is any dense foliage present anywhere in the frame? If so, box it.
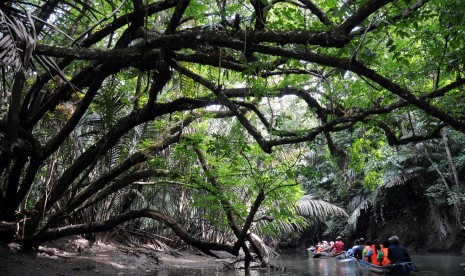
[1,0,465,267]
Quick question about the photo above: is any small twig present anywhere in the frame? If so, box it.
[350,17,375,62]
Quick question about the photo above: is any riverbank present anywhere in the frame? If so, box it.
[0,237,236,275]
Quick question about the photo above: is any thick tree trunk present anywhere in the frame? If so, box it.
[20,208,235,256]
[0,221,16,242]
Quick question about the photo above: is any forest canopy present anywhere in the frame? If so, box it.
[1,0,465,267]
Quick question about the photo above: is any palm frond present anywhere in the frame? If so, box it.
[384,166,424,188]
[248,232,279,258]
[297,195,348,218]
[348,193,369,212]
[0,29,22,69]
[347,197,372,227]
[0,9,35,71]
[347,189,381,227]
[255,218,304,237]
[251,195,348,241]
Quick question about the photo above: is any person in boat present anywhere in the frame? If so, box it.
[314,242,323,253]
[362,240,373,263]
[374,242,384,266]
[387,236,411,263]
[354,238,365,260]
[321,240,330,251]
[370,239,379,264]
[381,240,391,265]
[327,236,344,254]
[316,242,325,253]
[346,239,358,256]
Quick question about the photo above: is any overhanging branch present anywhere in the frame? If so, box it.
[22,208,235,256]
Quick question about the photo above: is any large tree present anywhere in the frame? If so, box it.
[0,0,464,265]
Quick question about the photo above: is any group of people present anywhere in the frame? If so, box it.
[308,235,411,265]
[308,236,345,255]
[347,235,411,265]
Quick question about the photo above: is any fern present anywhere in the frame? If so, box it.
[180,74,196,96]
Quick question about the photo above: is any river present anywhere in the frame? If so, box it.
[150,251,465,276]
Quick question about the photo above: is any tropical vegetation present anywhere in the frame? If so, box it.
[1,0,464,269]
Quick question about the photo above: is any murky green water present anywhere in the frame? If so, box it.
[147,251,465,275]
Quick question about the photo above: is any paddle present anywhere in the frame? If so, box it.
[313,253,322,259]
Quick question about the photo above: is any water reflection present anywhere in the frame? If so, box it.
[308,257,351,275]
[144,251,465,276]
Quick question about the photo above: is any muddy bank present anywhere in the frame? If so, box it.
[0,238,235,276]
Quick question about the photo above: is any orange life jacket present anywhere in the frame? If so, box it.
[382,248,391,265]
[370,245,378,264]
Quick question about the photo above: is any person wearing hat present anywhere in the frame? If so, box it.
[387,236,411,263]
[328,235,344,254]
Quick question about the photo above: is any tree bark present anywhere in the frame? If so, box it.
[441,129,460,188]
[21,208,235,255]
[194,146,268,268]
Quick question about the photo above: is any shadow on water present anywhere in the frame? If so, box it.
[135,251,465,276]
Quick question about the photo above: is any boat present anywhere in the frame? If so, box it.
[353,257,418,274]
[308,250,347,259]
